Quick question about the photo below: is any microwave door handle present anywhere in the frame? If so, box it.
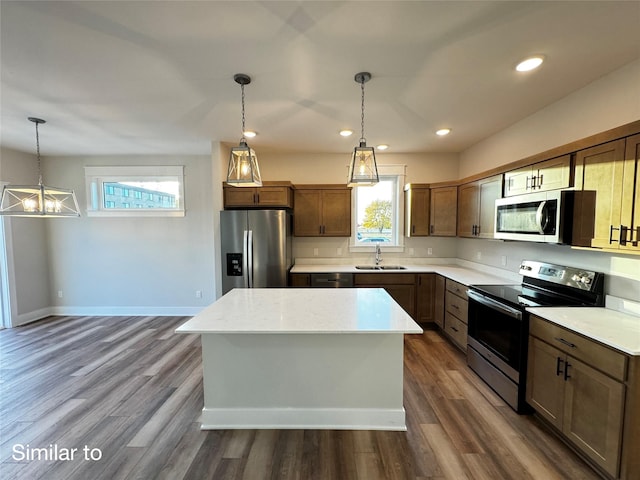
[467,290,522,320]
[535,200,548,234]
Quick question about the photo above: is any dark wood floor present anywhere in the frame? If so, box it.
[0,315,600,480]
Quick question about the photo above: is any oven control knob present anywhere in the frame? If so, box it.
[571,274,580,282]
[582,276,592,285]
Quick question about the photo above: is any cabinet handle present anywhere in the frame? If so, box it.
[554,337,576,349]
[609,225,620,244]
[476,224,480,236]
[537,174,543,188]
[620,225,629,246]
[633,226,640,247]
[450,304,459,310]
[450,326,459,332]
[412,225,416,234]
[256,193,260,203]
[555,357,564,376]
[430,225,434,234]
[564,361,572,381]
[531,175,537,189]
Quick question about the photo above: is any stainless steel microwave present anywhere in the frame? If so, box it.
[494,190,571,243]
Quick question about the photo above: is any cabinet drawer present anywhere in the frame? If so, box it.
[445,312,467,351]
[530,316,627,381]
[445,290,468,323]
[445,279,468,300]
[354,273,416,285]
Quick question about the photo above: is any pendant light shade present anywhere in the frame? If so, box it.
[226,74,262,187]
[347,72,379,187]
[0,118,80,217]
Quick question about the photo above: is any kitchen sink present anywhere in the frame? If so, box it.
[355,265,406,270]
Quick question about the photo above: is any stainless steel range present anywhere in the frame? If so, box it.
[466,260,604,413]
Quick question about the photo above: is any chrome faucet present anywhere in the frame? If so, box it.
[375,243,382,266]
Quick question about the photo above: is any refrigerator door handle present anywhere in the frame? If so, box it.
[242,230,250,288]
[247,229,254,288]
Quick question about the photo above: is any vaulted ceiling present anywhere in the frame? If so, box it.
[1,1,639,156]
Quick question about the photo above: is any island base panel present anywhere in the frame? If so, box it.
[200,333,407,430]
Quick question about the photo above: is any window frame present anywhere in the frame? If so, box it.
[349,165,405,253]
[85,165,185,217]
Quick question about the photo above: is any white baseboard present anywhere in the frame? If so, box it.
[50,306,203,317]
[200,407,407,431]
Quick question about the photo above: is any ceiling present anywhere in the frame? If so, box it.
[1,1,639,157]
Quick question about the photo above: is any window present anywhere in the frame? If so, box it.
[351,166,405,251]
[85,166,185,217]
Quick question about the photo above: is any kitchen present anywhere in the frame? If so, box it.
[1,1,640,479]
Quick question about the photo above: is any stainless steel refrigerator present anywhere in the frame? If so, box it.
[220,210,292,294]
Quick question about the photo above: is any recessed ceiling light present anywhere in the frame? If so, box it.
[436,128,451,136]
[243,130,257,138]
[376,144,389,151]
[339,129,353,137]
[516,56,544,72]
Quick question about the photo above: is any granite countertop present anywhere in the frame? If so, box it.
[290,263,518,287]
[527,307,640,356]
[176,288,423,335]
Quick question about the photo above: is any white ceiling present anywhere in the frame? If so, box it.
[1,1,639,157]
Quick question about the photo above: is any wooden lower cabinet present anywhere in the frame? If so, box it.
[433,275,445,329]
[354,273,416,319]
[415,273,435,324]
[289,273,310,287]
[443,279,468,351]
[527,315,636,479]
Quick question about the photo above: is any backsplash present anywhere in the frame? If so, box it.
[293,236,640,302]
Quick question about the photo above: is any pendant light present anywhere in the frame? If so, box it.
[226,73,262,187]
[347,72,379,186]
[0,117,80,217]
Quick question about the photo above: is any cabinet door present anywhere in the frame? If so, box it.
[457,182,478,238]
[384,284,416,319]
[433,275,445,329]
[406,188,430,236]
[526,337,566,429]
[573,139,626,248]
[416,274,435,324]
[224,187,257,207]
[621,133,640,251]
[293,190,322,235]
[504,165,532,196]
[430,186,457,236]
[321,189,351,236]
[535,155,571,192]
[563,356,625,477]
[289,273,310,287]
[477,175,501,239]
[256,186,292,207]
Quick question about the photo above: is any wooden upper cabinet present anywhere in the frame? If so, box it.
[504,155,572,196]
[223,182,293,208]
[293,186,351,236]
[404,184,430,237]
[621,133,640,252]
[429,186,457,236]
[457,175,502,238]
[572,139,627,249]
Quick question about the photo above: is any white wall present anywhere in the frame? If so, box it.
[43,153,216,316]
[0,147,51,325]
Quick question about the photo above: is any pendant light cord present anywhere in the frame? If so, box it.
[360,79,366,144]
[240,82,246,143]
[35,121,43,186]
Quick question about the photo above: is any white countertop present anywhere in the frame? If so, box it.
[290,263,517,286]
[527,307,640,356]
[176,288,423,335]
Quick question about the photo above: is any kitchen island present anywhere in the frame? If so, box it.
[175,288,422,430]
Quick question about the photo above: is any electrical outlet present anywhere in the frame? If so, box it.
[476,251,482,260]
[409,248,415,255]
[195,290,202,298]
[313,248,319,256]
[57,290,63,298]
[427,247,433,256]
[337,248,342,256]
[501,255,507,266]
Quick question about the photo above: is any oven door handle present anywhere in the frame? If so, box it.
[467,290,523,320]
